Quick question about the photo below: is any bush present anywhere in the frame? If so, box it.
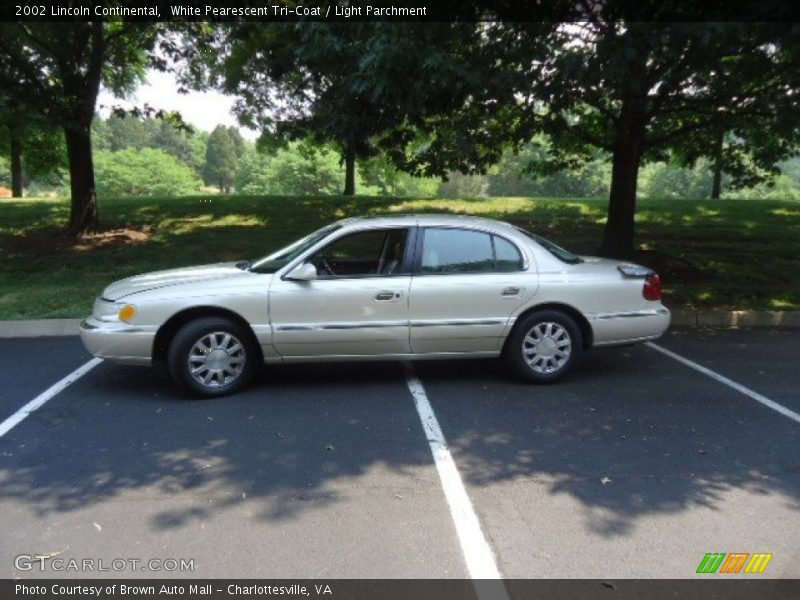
[94,148,201,197]
[235,144,345,195]
[639,161,713,199]
[438,172,489,197]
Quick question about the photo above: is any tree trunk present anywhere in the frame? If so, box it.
[600,143,642,259]
[343,149,356,196]
[599,94,647,259]
[10,129,23,198]
[710,128,724,199]
[599,36,649,260]
[64,125,99,236]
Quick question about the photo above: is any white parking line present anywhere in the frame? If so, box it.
[402,362,506,585]
[0,358,103,439]
[646,342,800,426]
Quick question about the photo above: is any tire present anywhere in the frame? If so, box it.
[167,317,259,397]
[505,309,583,383]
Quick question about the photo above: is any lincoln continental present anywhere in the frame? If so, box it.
[80,215,671,396]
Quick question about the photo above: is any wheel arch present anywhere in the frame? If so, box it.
[153,306,263,366]
[504,302,594,352]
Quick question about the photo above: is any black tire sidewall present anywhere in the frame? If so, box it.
[506,310,583,382]
[167,317,258,397]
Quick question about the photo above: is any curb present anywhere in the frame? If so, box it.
[1,311,799,338]
[669,309,800,328]
[0,319,82,338]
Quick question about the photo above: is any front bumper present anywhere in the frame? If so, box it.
[80,318,157,365]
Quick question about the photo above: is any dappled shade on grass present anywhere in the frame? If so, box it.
[0,194,798,319]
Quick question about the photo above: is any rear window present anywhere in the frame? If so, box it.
[517,228,583,265]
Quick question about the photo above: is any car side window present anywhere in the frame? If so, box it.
[311,228,408,278]
[420,228,523,274]
[494,235,524,272]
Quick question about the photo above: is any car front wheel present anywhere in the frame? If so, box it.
[167,317,259,397]
[505,310,583,383]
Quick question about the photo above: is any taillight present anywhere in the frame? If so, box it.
[643,274,662,301]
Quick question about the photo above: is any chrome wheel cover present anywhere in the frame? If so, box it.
[187,331,246,388]
[522,322,572,374]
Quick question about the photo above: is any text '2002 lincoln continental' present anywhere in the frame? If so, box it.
[81,214,670,397]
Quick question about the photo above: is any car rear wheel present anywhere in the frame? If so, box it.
[167,317,259,397]
[505,310,583,383]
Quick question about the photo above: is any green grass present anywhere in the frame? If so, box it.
[1,194,799,319]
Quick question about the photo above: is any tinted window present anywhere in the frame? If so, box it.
[517,228,583,265]
[311,228,408,277]
[494,236,524,272]
[250,223,342,274]
[421,228,523,274]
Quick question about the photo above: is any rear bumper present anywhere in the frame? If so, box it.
[80,318,156,365]
[588,306,671,347]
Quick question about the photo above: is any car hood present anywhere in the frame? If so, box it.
[102,262,250,300]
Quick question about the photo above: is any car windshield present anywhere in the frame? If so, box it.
[517,228,583,265]
[249,223,343,274]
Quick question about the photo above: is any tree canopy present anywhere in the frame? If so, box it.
[200,21,514,195]
[515,19,800,256]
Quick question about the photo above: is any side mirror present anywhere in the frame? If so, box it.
[285,262,318,281]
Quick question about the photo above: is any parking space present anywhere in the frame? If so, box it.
[0,348,465,578]
[412,334,800,578]
[1,329,798,581]
[0,337,93,418]
[654,328,800,413]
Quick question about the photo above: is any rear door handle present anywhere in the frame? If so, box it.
[502,287,522,297]
[375,291,400,301]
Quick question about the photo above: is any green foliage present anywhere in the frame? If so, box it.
[203,125,239,193]
[105,115,153,150]
[0,92,67,193]
[438,173,489,198]
[727,175,800,201]
[235,144,344,196]
[487,142,611,198]
[94,148,200,197]
[0,154,9,188]
[92,115,209,179]
[202,22,509,192]
[510,20,800,255]
[359,154,439,197]
[639,161,714,199]
[0,20,167,232]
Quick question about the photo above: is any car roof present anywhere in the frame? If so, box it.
[340,213,522,236]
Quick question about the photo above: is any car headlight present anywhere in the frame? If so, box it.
[93,297,137,323]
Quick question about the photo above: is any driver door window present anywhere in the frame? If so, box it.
[311,228,408,278]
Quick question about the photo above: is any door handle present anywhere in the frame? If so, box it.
[502,287,521,297]
[375,291,400,301]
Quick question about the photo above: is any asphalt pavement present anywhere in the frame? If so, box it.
[0,328,798,580]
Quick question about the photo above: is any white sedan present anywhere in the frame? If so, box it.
[80,214,670,396]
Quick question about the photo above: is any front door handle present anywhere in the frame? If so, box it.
[375,291,400,301]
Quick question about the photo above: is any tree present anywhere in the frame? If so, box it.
[522,19,800,257]
[0,21,160,234]
[94,147,200,197]
[0,94,66,197]
[0,96,26,197]
[202,21,503,196]
[204,125,239,193]
[672,121,800,199]
[235,142,344,196]
[104,114,154,151]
